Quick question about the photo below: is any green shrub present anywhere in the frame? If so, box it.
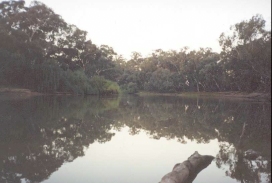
[59,70,96,95]
[0,49,120,95]
[121,82,139,94]
[144,69,175,93]
[90,76,120,95]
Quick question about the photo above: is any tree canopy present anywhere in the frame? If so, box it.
[0,1,270,95]
[0,0,120,95]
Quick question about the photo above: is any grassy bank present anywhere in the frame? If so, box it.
[137,91,271,102]
[1,87,270,102]
[0,87,43,100]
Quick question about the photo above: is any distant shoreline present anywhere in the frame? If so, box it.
[137,91,271,102]
[0,87,270,102]
[0,87,75,100]
[0,88,77,95]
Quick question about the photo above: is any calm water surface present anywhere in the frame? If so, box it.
[0,95,271,183]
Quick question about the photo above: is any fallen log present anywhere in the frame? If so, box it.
[159,151,214,183]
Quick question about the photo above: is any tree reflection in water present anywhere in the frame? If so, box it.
[0,95,270,183]
[0,96,117,183]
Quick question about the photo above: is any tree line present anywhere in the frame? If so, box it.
[117,14,271,93]
[0,1,271,94]
[0,0,120,95]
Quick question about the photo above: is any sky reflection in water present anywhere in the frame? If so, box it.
[43,127,229,183]
[0,95,270,183]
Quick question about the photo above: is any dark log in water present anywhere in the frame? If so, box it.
[159,151,214,183]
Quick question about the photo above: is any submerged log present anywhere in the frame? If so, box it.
[159,151,214,183]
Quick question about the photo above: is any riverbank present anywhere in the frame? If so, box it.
[138,91,271,102]
[0,87,120,100]
[1,87,271,102]
[0,87,45,100]
[0,87,76,100]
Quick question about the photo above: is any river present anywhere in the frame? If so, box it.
[0,95,270,183]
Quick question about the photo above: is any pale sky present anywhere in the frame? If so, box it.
[25,0,271,59]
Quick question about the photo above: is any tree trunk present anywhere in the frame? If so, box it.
[213,78,221,91]
[194,78,200,92]
[159,151,214,183]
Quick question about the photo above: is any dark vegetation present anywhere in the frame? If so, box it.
[0,0,120,95]
[0,1,271,95]
[0,96,270,182]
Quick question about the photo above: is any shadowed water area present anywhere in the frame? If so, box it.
[0,95,271,183]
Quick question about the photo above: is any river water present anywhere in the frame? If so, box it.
[0,95,271,183]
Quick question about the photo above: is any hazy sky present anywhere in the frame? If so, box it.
[25,0,271,59]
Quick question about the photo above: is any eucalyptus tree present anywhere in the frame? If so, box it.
[219,14,271,92]
[144,68,175,92]
[84,45,119,81]
[117,52,146,92]
[0,1,119,94]
[0,1,68,63]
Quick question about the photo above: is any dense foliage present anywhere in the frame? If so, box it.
[0,1,270,94]
[117,15,271,93]
[0,0,120,95]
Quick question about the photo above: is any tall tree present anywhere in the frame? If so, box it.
[219,14,271,92]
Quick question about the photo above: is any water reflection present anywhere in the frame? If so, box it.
[0,95,270,183]
[0,96,117,183]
